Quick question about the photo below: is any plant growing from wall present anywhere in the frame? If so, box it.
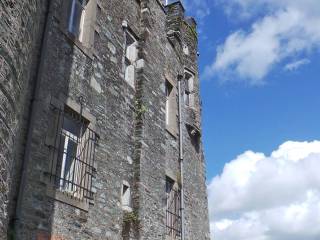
[123,210,139,223]
[135,100,147,118]
[182,21,198,40]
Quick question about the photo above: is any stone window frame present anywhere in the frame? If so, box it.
[184,69,196,109]
[121,180,132,212]
[164,74,178,138]
[186,123,201,153]
[44,96,98,211]
[122,23,140,90]
[58,0,99,59]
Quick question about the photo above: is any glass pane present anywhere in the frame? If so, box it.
[165,81,173,97]
[63,116,81,136]
[61,138,78,190]
[166,178,174,194]
[126,32,135,46]
[64,139,78,178]
[184,92,190,106]
[68,0,83,38]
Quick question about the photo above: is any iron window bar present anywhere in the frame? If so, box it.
[48,104,98,202]
[166,189,182,239]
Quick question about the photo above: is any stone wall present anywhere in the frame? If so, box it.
[0,1,48,238]
[1,0,210,239]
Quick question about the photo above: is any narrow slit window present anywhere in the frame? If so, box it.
[165,80,173,126]
[124,31,138,88]
[184,71,195,107]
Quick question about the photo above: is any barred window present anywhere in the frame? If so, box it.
[166,177,181,239]
[48,105,98,202]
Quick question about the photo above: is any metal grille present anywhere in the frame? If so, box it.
[48,105,97,202]
[166,182,182,239]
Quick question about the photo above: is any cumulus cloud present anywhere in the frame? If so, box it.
[204,0,320,84]
[208,140,320,240]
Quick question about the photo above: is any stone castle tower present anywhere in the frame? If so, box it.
[0,0,210,239]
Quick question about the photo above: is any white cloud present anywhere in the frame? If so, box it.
[204,0,320,84]
[208,140,320,240]
[284,59,310,71]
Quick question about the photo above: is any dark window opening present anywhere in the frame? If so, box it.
[187,124,201,153]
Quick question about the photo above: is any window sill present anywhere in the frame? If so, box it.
[47,184,89,212]
[122,206,133,213]
[58,26,94,60]
[47,185,90,211]
[166,125,178,139]
[42,174,90,212]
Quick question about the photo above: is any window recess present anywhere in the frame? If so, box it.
[186,123,201,153]
[165,78,178,136]
[121,181,132,212]
[124,30,138,88]
[62,0,97,49]
[184,71,195,107]
[47,103,98,206]
[166,80,174,126]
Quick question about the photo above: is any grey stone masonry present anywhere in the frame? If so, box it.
[0,0,210,239]
[0,1,49,238]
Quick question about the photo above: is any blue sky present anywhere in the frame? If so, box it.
[186,1,320,179]
[182,0,320,239]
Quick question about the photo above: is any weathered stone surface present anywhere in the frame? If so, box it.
[0,1,49,238]
[0,0,210,239]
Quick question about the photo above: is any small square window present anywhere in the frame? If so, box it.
[121,181,132,211]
